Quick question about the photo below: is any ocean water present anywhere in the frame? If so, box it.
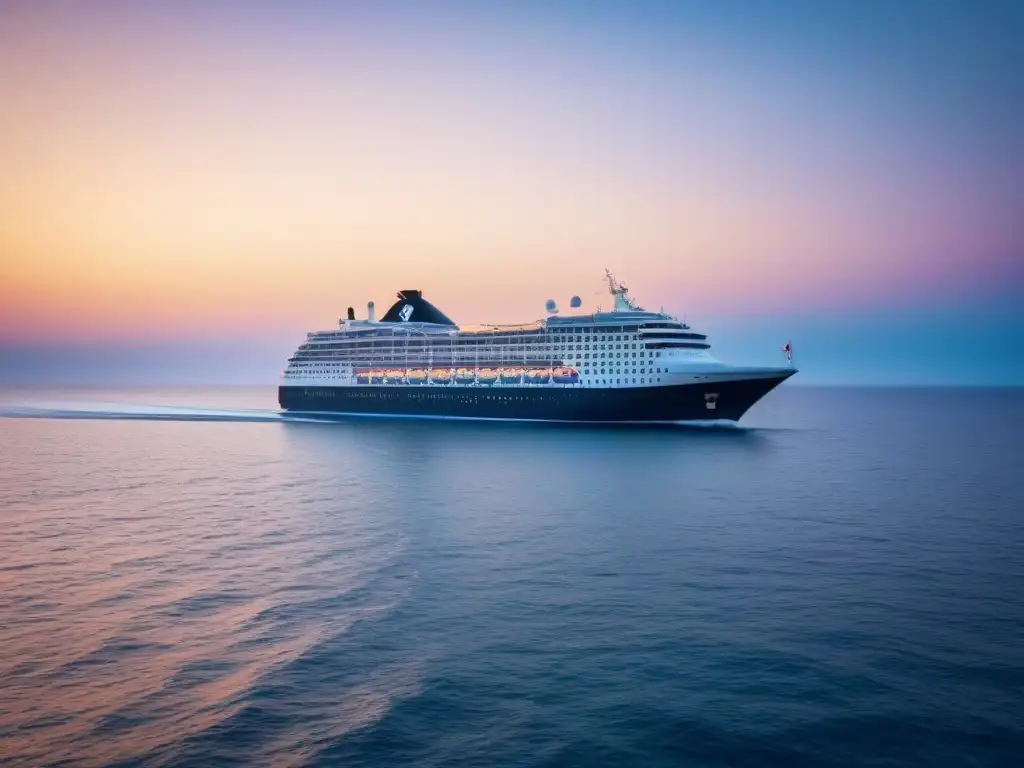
[0,386,1021,767]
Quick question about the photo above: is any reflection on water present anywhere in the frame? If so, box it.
[1,386,1022,766]
[0,408,418,766]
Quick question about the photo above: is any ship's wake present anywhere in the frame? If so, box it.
[0,401,769,431]
[0,401,328,423]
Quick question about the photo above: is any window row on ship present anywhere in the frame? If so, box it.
[306,327,702,343]
[301,336,705,352]
[290,372,667,386]
[307,321,693,341]
[295,336,705,353]
[289,363,673,374]
[289,343,707,363]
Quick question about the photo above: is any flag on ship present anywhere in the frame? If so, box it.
[781,340,792,362]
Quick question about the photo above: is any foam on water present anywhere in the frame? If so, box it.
[0,399,756,431]
[0,401,327,423]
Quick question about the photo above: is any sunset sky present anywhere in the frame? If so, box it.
[1,1,1021,384]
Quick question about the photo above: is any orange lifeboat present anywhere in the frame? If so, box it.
[552,366,579,384]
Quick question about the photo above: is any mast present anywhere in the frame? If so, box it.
[604,269,642,312]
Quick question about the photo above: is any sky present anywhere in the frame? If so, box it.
[1,0,1022,385]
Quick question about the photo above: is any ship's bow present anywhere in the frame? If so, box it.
[700,367,795,421]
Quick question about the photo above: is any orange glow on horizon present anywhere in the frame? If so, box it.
[1,3,1018,344]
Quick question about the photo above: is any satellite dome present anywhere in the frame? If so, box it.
[570,295,582,308]
[545,299,558,314]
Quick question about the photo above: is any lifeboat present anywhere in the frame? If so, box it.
[454,367,475,385]
[406,368,427,384]
[552,366,579,384]
[430,368,453,384]
[355,368,371,384]
[477,367,498,384]
[385,369,405,384]
[499,367,523,384]
[526,368,551,384]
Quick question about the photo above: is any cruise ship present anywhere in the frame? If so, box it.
[279,272,796,423]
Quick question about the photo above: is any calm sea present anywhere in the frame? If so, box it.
[1,386,1021,767]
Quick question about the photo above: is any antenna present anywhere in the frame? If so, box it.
[603,268,643,312]
[604,268,619,295]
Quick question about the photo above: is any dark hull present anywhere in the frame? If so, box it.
[279,374,792,423]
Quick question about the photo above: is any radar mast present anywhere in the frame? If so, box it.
[604,269,643,312]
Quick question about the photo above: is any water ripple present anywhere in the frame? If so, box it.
[1,387,1022,766]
